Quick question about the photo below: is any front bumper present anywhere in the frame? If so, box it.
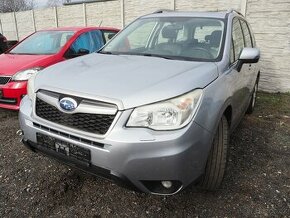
[0,81,27,110]
[19,96,214,195]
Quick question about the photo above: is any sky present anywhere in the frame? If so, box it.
[34,0,48,7]
[34,0,84,8]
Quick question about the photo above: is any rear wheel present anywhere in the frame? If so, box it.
[198,115,229,190]
[246,81,258,114]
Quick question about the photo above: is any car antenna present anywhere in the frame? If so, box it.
[99,20,103,27]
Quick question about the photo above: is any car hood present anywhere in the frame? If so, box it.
[0,54,52,76]
[35,53,218,109]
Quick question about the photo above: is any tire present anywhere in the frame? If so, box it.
[198,115,229,191]
[246,81,258,114]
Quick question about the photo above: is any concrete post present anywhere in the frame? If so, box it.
[0,18,3,34]
[54,7,59,27]
[13,12,19,41]
[171,0,176,11]
[31,10,36,32]
[241,0,248,17]
[83,3,87,26]
[120,0,125,28]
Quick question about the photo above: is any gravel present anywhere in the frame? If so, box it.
[0,92,289,217]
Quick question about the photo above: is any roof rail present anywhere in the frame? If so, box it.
[153,9,174,14]
[227,8,244,16]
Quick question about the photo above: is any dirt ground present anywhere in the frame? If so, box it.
[0,92,289,217]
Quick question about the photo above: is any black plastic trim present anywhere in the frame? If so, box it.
[0,97,17,105]
[22,139,140,192]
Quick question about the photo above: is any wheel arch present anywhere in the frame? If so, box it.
[213,98,233,134]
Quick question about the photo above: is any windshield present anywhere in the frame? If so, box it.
[10,31,75,55]
[101,17,225,61]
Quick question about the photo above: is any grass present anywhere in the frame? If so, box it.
[255,91,290,117]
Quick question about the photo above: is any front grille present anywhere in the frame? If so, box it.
[0,76,11,85]
[0,97,17,105]
[33,123,105,148]
[36,97,116,135]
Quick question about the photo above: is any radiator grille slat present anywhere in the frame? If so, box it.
[36,97,116,135]
[0,76,11,85]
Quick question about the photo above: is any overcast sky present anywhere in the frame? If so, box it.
[34,0,83,8]
[34,0,48,7]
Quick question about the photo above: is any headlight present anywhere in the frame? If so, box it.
[127,89,203,130]
[12,67,43,81]
[27,73,37,100]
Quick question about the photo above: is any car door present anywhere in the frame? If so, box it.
[230,17,249,122]
[240,19,258,96]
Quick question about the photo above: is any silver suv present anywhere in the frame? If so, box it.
[19,10,260,195]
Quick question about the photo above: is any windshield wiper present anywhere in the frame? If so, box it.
[98,51,114,55]
[8,52,40,55]
[140,53,175,60]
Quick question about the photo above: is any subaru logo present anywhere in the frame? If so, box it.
[59,97,78,112]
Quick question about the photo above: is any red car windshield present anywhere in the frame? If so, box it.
[9,31,75,55]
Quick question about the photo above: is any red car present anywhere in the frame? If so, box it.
[0,27,119,110]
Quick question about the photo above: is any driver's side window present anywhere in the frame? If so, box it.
[65,31,104,59]
[231,18,245,63]
[69,32,92,55]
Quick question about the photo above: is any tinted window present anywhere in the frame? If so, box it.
[232,18,244,62]
[90,30,105,49]
[70,30,104,54]
[240,20,252,47]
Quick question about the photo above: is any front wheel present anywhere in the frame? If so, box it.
[198,115,229,191]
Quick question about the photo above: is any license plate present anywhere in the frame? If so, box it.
[36,133,91,163]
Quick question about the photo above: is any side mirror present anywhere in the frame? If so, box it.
[77,48,90,56]
[236,47,260,72]
[64,48,90,59]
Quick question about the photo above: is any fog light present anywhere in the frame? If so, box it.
[161,181,172,189]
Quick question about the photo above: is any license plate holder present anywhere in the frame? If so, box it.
[36,133,91,163]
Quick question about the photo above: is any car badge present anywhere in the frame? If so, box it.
[59,97,78,112]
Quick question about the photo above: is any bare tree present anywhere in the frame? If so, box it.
[0,0,35,13]
[46,0,63,7]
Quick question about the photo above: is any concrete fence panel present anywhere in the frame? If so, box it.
[16,11,35,40]
[246,0,290,92]
[176,0,241,11]
[86,1,121,28]
[34,8,57,31]
[0,13,17,40]
[124,0,173,25]
[58,5,85,27]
